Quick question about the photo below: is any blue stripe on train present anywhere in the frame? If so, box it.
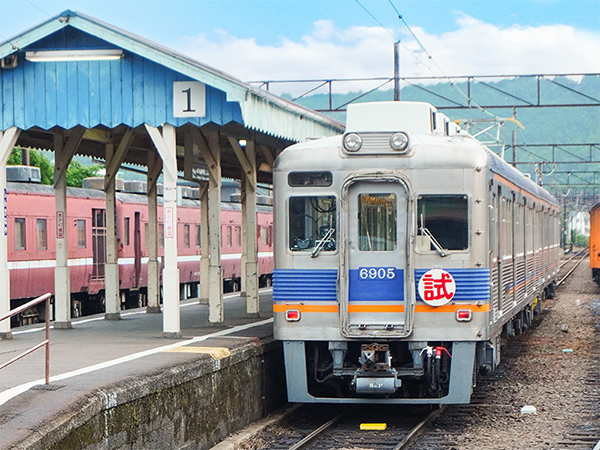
[273,269,338,302]
[414,268,490,302]
[274,268,490,303]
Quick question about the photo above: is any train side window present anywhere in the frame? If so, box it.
[226,226,233,247]
[289,196,336,252]
[196,224,201,247]
[124,217,130,246]
[159,223,164,249]
[417,195,468,251]
[37,218,47,250]
[235,226,242,247]
[76,219,86,248]
[358,193,397,251]
[184,224,190,248]
[14,218,26,251]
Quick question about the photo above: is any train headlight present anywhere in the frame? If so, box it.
[390,132,409,152]
[343,133,362,152]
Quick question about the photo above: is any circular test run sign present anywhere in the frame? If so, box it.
[417,269,456,307]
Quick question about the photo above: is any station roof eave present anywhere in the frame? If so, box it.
[0,10,344,182]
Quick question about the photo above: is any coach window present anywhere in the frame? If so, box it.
[235,226,242,247]
[358,193,397,251]
[37,218,47,250]
[124,217,130,246]
[226,226,232,247]
[196,224,201,247]
[14,218,26,250]
[289,196,336,252]
[159,223,164,249]
[417,195,469,251]
[184,224,190,248]
[76,219,86,248]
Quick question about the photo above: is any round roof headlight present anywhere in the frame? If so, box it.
[343,133,362,152]
[390,132,409,152]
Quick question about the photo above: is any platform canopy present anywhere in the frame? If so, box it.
[0,10,344,337]
[0,9,343,180]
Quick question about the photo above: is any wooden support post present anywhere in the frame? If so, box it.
[146,124,180,337]
[229,137,259,316]
[104,142,120,319]
[53,127,84,329]
[146,151,162,313]
[199,181,209,305]
[0,127,21,338]
[191,128,223,323]
[103,128,133,319]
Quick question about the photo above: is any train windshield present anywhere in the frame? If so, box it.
[289,196,336,252]
[358,193,397,251]
[417,195,469,251]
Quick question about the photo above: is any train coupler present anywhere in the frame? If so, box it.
[351,343,402,394]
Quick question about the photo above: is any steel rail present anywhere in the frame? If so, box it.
[287,412,346,450]
[557,252,588,287]
[560,249,587,269]
[0,293,52,384]
[392,405,447,450]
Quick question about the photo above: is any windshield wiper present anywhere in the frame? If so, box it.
[311,228,335,258]
[419,226,448,257]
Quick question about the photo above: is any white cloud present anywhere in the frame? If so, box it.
[177,14,600,94]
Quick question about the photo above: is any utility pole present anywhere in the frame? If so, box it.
[394,41,401,101]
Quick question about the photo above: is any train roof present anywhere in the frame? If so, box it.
[6,182,272,212]
[276,101,559,209]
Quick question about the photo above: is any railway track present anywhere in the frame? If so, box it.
[244,404,447,450]
[231,250,598,450]
[557,249,588,286]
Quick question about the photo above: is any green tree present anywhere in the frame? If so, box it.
[66,160,101,187]
[7,147,54,185]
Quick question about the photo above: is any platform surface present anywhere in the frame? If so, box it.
[0,289,274,448]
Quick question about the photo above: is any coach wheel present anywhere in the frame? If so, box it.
[72,301,81,318]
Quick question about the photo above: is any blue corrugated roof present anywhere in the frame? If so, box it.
[0,10,344,140]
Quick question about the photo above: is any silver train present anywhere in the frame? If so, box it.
[273,101,560,404]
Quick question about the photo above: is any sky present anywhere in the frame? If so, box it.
[1,0,599,94]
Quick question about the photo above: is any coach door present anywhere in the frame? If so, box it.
[342,178,412,338]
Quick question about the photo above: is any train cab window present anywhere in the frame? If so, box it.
[358,193,397,251]
[14,218,26,250]
[184,224,190,248]
[417,195,468,251]
[289,196,336,252]
[76,219,86,248]
[37,218,47,250]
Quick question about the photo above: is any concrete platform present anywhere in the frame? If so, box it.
[0,289,285,450]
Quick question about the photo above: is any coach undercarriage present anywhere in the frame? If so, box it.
[305,340,454,400]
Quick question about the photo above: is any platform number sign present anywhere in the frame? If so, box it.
[173,81,206,118]
[165,207,174,239]
[56,211,64,239]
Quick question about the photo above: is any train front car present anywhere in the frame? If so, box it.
[273,101,560,404]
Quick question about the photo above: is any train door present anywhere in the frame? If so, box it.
[91,209,106,280]
[133,212,142,288]
[341,178,411,338]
